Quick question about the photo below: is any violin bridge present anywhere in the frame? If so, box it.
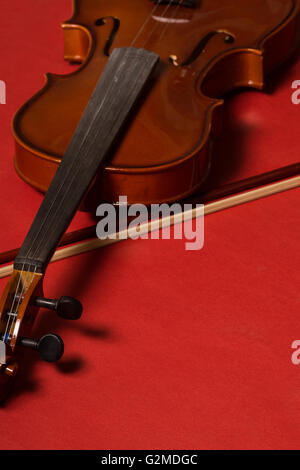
[151,0,197,7]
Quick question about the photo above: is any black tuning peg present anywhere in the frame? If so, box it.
[34,296,83,320]
[19,334,64,362]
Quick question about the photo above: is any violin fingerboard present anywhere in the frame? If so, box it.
[14,47,159,273]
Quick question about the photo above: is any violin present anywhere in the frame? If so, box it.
[1,0,299,401]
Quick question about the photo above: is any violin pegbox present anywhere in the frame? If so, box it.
[0,268,83,374]
[0,269,44,349]
[0,269,73,388]
[0,269,43,382]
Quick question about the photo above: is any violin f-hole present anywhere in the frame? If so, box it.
[95,17,120,56]
[169,30,235,67]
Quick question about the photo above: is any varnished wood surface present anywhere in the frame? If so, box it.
[0,270,43,350]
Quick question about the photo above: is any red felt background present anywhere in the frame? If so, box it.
[0,0,299,450]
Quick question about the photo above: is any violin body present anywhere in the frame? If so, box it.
[13,0,300,206]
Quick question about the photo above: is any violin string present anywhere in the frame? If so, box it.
[130,0,164,47]
[4,72,125,336]
[11,1,186,289]
[155,0,184,46]
[140,0,175,50]
[16,6,185,296]
[15,2,187,341]
[2,263,26,344]
[2,68,116,344]
[2,0,188,347]
[4,0,143,342]
[10,267,37,340]
[21,83,118,263]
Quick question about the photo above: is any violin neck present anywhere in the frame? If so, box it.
[14,47,159,274]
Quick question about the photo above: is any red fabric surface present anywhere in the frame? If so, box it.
[0,0,299,450]
[0,188,299,450]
